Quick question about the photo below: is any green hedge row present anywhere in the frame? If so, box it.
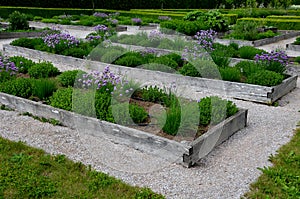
[0,7,185,20]
[224,8,300,18]
[237,18,300,30]
[0,0,217,10]
[0,7,94,18]
[267,15,300,20]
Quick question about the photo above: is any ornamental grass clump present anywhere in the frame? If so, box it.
[254,50,289,74]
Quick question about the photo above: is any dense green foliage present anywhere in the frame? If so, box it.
[8,11,29,31]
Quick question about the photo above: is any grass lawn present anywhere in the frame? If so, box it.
[0,136,165,198]
[244,128,300,198]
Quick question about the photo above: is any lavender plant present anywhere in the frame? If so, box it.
[77,66,121,90]
[0,56,18,83]
[131,18,142,25]
[194,29,217,52]
[182,29,217,61]
[86,24,115,46]
[43,31,80,54]
[254,50,289,74]
[93,12,108,18]
[148,30,164,42]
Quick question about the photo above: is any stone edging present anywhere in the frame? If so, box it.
[0,92,248,167]
[3,44,298,104]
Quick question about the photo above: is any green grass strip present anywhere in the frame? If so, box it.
[0,136,165,198]
[244,128,300,198]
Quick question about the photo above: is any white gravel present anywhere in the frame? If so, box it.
[0,23,300,198]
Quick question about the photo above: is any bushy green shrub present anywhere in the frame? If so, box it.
[160,53,184,67]
[49,87,73,111]
[234,61,262,77]
[294,37,300,45]
[62,47,89,59]
[10,38,44,49]
[9,56,35,74]
[8,11,29,31]
[150,57,178,70]
[294,56,300,63]
[203,9,229,32]
[246,70,284,86]
[199,96,238,126]
[238,46,266,60]
[257,30,278,40]
[57,70,81,87]
[219,67,241,82]
[229,20,262,41]
[140,86,168,104]
[28,62,60,79]
[160,20,209,36]
[33,16,43,21]
[112,102,148,125]
[214,43,239,58]
[210,50,231,67]
[183,11,204,21]
[31,78,58,100]
[114,52,146,67]
[179,63,201,77]
[0,78,33,98]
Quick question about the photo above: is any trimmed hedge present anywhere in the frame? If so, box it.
[0,0,217,10]
[267,15,300,20]
[0,7,185,20]
[237,18,300,30]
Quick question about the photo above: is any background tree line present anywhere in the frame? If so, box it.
[0,0,299,10]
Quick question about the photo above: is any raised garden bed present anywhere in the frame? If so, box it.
[216,30,300,47]
[4,44,297,104]
[0,91,247,167]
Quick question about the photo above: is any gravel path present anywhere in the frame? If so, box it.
[0,24,300,198]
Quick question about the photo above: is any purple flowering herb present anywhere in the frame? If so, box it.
[93,12,108,18]
[78,66,121,90]
[148,30,164,41]
[254,50,289,66]
[43,32,80,49]
[94,24,108,32]
[0,56,18,80]
[181,29,217,61]
[131,18,142,25]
